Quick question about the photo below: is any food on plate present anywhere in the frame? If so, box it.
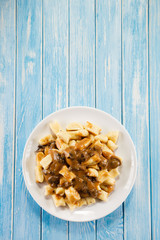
[35,121,122,210]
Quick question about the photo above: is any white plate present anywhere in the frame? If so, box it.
[22,106,137,222]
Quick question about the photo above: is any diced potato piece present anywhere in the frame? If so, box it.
[83,153,101,166]
[96,183,101,190]
[97,170,110,183]
[35,165,44,183]
[49,121,61,135]
[107,140,118,151]
[36,152,45,164]
[100,184,108,192]
[91,140,101,148]
[95,134,108,143]
[103,176,115,186]
[99,143,113,154]
[102,151,113,159]
[106,131,119,143]
[76,198,87,208]
[76,129,89,137]
[67,203,76,210]
[69,140,76,147]
[65,199,77,211]
[101,144,113,154]
[66,122,83,131]
[39,134,54,145]
[75,138,92,150]
[56,138,64,149]
[45,185,55,196]
[56,138,68,151]
[100,143,113,155]
[57,130,71,144]
[100,184,114,193]
[93,140,113,154]
[90,140,99,148]
[65,157,73,166]
[87,168,98,177]
[40,154,52,169]
[55,187,65,196]
[85,121,101,135]
[88,133,96,143]
[63,148,70,158]
[59,144,68,152]
[59,166,76,182]
[65,187,81,203]
[66,198,87,209]
[44,146,50,156]
[89,164,99,170]
[59,177,67,186]
[109,168,119,178]
[85,197,96,205]
[67,131,82,140]
[68,129,89,139]
[52,194,66,207]
[98,190,109,201]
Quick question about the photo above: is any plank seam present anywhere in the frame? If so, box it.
[68,0,70,109]
[42,0,44,124]
[148,1,152,239]
[121,0,125,239]
[121,2,124,137]
[95,1,97,239]
[95,0,97,110]
[11,0,18,238]
[68,0,70,239]
[40,0,44,240]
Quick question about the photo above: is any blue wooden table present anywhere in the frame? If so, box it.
[0,0,159,239]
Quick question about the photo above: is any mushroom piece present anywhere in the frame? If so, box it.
[107,155,122,171]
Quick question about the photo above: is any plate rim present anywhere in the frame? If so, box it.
[22,106,137,222]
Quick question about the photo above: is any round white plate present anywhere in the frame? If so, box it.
[22,106,137,222]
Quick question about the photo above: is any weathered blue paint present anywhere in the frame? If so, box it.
[13,0,42,239]
[149,1,160,239]
[0,0,15,239]
[0,0,160,239]
[42,0,68,239]
[96,0,123,239]
[122,0,151,239]
[69,0,96,239]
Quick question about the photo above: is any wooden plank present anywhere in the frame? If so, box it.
[13,0,42,239]
[69,0,95,239]
[0,0,15,239]
[69,0,95,106]
[122,0,151,239]
[96,0,123,239]
[42,0,68,239]
[149,1,160,239]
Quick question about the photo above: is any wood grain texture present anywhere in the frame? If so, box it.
[96,0,123,239]
[149,1,160,239]
[0,0,15,239]
[122,0,151,239]
[69,0,95,239]
[13,0,42,239]
[42,0,68,239]
[69,0,95,107]
[1,0,159,239]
